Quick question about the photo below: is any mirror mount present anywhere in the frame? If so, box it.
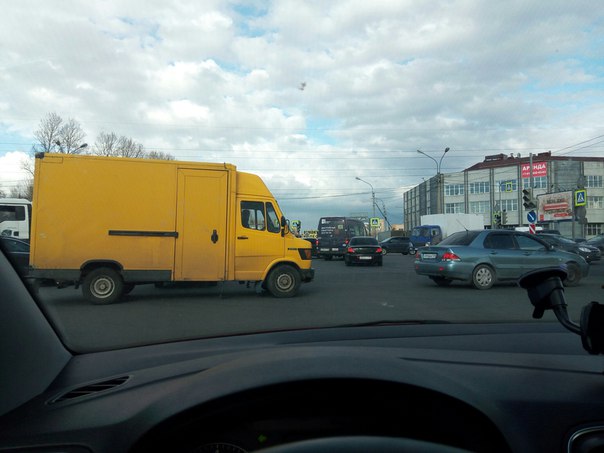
[519,267,604,354]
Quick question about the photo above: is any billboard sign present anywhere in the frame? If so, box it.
[521,162,547,178]
[537,191,573,221]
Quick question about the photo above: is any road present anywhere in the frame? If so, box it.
[36,255,604,351]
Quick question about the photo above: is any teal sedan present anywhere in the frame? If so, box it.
[414,229,589,289]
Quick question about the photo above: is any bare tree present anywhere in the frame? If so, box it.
[146,151,175,161]
[94,131,120,156]
[0,189,6,198]
[93,132,146,158]
[56,119,87,154]
[33,112,63,153]
[117,136,146,158]
[33,112,87,154]
[9,181,33,201]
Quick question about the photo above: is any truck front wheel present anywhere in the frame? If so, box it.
[266,265,301,298]
[82,267,124,304]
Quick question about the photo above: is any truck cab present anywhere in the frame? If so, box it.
[409,225,442,254]
[0,199,32,240]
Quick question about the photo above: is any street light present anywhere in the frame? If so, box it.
[417,147,450,174]
[355,177,376,219]
[55,141,88,153]
[417,147,450,214]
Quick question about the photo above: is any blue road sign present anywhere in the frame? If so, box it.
[527,210,537,223]
[575,189,587,207]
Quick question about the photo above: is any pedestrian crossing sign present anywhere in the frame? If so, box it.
[575,189,587,207]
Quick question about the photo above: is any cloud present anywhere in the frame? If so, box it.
[0,152,31,195]
[0,1,603,226]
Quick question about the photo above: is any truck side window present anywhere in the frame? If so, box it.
[0,206,24,222]
[266,203,280,233]
[241,201,265,231]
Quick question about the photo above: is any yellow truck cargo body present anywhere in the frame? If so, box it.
[30,153,313,303]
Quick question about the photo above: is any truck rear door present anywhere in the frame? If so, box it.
[175,169,228,281]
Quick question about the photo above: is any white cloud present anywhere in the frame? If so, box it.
[0,152,31,195]
[0,1,603,225]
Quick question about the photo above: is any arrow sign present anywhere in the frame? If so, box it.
[527,210,537,223]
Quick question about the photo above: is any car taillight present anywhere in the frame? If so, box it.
[415,251,420,259]
[347,247,355,253]
[441,251,461,262]
[376,247,382,254]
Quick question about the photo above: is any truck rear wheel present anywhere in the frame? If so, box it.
[82,267,124,305]
[266,265,301,298]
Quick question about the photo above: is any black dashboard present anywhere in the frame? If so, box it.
[2,320,604,453]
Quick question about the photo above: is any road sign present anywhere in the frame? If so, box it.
[370,217,380,227]
[529,223,536,234]
[527,210,537,223]
[500,180,514,192]
[575,189,587,207]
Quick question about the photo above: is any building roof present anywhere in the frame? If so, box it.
[464,151,604,172]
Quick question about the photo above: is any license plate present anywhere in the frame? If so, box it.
[359,256,372,260]
[331,248,339,251]
[423,252,437,259]
[320,248,330,251]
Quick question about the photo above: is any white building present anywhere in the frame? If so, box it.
[404,152,604,238]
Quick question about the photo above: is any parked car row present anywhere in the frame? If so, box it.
[537,234,601,263]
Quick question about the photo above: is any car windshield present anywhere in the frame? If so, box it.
[1,2,603,353]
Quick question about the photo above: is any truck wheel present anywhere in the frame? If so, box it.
[563,262,581,287]
[472,264,494,290]
[82,267,124,304]
[266,265,301,298]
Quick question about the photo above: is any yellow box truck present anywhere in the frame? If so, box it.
[29,153,314,303]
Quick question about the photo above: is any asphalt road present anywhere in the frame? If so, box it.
[36,254,604,351]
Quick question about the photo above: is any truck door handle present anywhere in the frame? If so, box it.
[211,230,218,243]
[237,236,249,240]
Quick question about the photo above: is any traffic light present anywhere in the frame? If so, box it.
[492,211,501,228]
[522,188,536,209]
[501,210,507,225]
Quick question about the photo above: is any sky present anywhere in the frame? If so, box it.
[1,1,603,231]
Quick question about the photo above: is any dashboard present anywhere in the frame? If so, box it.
[2,318,604,452]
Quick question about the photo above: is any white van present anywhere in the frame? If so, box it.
[0,199,31,240]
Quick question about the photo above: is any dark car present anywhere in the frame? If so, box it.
[538,234,601,263]
[379,236,411,255]
[0,237,29,277]
[585,234,604,253]
[344,236,383,266]
[414,229,589,289]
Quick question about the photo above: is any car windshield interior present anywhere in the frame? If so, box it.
[2,3,604,453]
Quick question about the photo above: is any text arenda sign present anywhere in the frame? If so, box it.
[521,162,547,178]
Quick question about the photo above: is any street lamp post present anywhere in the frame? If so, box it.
[355,177,376,219]
[417,147,450,214]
